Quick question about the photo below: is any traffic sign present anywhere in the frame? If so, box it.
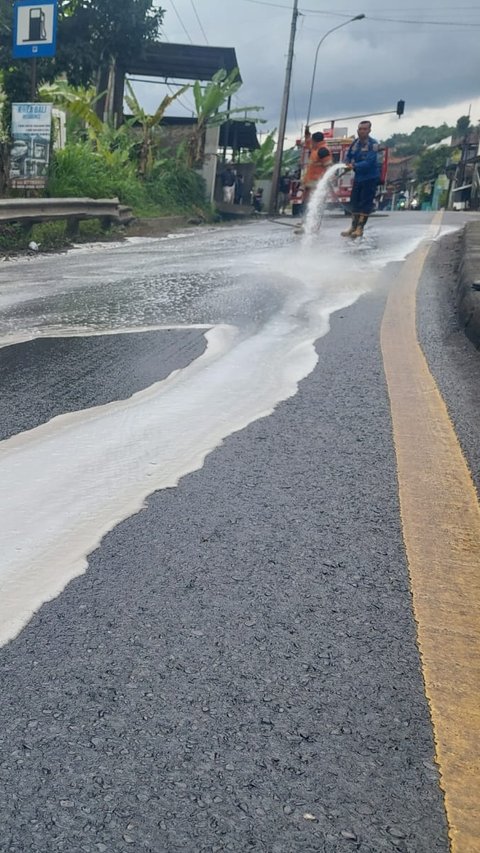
[13,0,57,59]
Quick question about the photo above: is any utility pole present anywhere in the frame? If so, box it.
[269,0,299,215]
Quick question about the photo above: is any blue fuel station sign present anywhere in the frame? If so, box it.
[13,0,58,59]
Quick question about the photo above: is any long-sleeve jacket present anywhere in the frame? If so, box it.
[302,134,333,186]
[345,136,380,182]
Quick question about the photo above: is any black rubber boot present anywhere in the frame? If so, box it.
[351,214,369,238]
[341,214,359,237]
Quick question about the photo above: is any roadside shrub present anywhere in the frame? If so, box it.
[147,160,207,211]
[48,144,149,209]
[48,144,208,216]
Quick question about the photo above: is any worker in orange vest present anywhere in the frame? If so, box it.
[302,128,333,207]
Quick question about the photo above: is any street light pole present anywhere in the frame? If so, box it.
[305,14,365,129]
[268,0,299,216]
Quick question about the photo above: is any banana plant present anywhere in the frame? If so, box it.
[187,67,263,167]
[38,80,104,137]
[124,79,189,178]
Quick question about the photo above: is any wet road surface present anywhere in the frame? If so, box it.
[0,213,478,852]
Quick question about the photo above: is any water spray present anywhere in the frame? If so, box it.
[302,163,348,243]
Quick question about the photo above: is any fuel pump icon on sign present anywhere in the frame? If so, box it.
[23,8,47,41]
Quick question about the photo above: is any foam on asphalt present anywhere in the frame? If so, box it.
[0,266,449,851]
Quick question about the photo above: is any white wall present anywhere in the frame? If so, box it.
[198,126,220,203]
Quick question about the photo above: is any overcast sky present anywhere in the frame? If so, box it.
[129,0,480,144]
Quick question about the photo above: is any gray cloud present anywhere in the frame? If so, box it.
[132,0,480,138]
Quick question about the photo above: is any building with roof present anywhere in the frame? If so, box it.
[96,42,259,206]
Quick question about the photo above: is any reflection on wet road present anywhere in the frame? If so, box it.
[0,215,453,642]
[0,217,436,346]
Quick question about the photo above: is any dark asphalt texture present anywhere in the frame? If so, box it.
[417,228,480,497]
[0,329,207,441]
[0,251,454,852]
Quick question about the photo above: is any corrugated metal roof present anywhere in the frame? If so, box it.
[127,43,241,82]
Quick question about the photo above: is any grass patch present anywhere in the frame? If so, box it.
[0,218,124,254]
[48,144,211,218]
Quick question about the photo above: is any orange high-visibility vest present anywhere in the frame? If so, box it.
[303,141,333,186]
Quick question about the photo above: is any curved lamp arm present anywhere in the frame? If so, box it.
[305,14,365,128]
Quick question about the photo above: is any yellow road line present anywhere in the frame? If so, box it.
[381,211,480,853]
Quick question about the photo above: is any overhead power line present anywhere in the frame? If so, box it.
[236,0,480,25]
[169,0,194,43]
[190,0,209,43]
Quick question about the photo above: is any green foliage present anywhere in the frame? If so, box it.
[146,160,206,211]
[0,0,165,126]
[53,0,164,87]
[456,115,471,136]
[124,80,189,177]
[187,68,263,167]
[48,142,207,216]
[38,81,104,136]
[243,131,276,178]
[383,123,454,156]
[49,143,149,207]
[242,132,299,179]
[414,145,450,183]
[0,218,121,253]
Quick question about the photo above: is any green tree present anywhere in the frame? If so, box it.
[456,115,471,136]
[0,0,164,126]
[56,0,164,88]
[384,123,453,156]
[414,146,450,183]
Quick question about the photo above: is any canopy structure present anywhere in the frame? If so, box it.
[145,117,259,156]
[98,43,241,126]
[219,121,259,152]
[127,43,241,82]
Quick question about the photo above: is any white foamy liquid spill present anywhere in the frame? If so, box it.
[302,163,347,241]
[0,224,446,645]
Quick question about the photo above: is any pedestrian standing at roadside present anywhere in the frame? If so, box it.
[341,120,380,239]
[252,187,263,212]
[278,174,291,214]
[234,172,245,205]
[221,165,236,204]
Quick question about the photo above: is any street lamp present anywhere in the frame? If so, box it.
[305,15,365,129]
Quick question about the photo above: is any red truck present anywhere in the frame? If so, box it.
[292,130,389,214]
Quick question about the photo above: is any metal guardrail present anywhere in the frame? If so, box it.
[0,197,124,225]
[0,197,135,241]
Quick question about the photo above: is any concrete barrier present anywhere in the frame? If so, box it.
[457,220,480,349]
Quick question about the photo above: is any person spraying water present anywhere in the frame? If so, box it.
[294,128,332,234]
[341,120,380,239]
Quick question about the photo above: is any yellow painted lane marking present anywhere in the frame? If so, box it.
[381,211,480,853]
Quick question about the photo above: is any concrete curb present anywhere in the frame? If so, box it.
[457,220,480,349]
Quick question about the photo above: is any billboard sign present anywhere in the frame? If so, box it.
[10,103,52,189]
[13,0,57,58]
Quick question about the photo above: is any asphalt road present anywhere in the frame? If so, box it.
[0,213,478,852]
